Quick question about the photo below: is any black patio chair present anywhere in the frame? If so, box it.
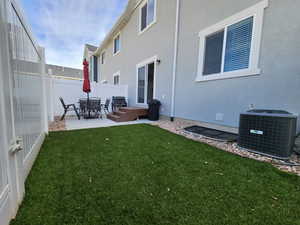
[101,99,110,114]
[89,98,102,118]
[112,96,127,112]
[59,97,80,121]
[79,98,87,116]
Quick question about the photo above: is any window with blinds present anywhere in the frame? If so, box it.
[196,1,267,81]
[203,16,254,76]
[203,30,224,75]
[224,17,253,72]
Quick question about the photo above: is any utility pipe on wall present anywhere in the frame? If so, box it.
[170,0,180,122]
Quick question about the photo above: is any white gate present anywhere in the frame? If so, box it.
[0,0,47,224]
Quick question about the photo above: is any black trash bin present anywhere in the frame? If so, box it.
[148,99,161,121]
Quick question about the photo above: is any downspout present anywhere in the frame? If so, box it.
[170,0,180,122]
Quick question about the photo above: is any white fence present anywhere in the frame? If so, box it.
[0,0,128,223]
[47,78,128,120]
[0,0,48,224]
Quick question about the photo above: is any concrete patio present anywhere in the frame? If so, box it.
[66,117,154,130]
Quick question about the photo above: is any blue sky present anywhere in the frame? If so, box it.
[19,0,128,69]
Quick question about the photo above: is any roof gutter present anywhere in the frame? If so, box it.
[170,0,180,121]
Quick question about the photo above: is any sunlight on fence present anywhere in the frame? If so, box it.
[0,0,47,223]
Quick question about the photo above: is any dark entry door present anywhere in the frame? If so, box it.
[147,62,154,103]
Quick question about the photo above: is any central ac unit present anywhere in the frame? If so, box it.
[238,109,297,159]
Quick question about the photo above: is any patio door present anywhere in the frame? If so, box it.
[137,57,156,104]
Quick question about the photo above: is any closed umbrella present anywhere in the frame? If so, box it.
[83,59,91,118]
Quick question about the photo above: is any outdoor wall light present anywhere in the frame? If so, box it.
[156,59,161,64]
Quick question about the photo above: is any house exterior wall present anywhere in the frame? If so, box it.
[174,0,300,130]
[97,0,300,131]
[99,0,177,115]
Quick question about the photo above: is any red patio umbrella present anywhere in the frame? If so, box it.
[83,59,91,118]
[83,58,91,93]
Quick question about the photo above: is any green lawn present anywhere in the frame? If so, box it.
[11,124,300,225]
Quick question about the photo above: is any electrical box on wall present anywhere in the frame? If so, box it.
[216,113,224,121]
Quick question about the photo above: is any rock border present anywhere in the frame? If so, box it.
[48,116,66,132]
[153,118,300,176]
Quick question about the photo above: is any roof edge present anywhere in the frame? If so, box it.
[85,44,98,52]
[94,0,143,56]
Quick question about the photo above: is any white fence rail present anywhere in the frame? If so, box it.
[47,78,128,120]
[0,0,128,223]
[0,0,47,224]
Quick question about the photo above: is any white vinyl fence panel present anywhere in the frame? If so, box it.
[0,0,47,224]
[9,3,46,171]
[45,76,54,121]
[51,78,128,118]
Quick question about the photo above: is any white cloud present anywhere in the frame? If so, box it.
[23,0,127,69]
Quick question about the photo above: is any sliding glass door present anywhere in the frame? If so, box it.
[137,62,155,104]
[138,66,146,103]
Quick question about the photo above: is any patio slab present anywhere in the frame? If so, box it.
[66,117,153,130]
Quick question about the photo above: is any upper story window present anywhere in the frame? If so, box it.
[88,56,98,82]
[196,0,268,82]
[113,72,120,85]
[113,34,120,55]
[101,51,105,64]
[93,55,98,82]
[89,56,93,81]
[139,0,156,33]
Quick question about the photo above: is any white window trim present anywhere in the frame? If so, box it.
[136,55,157,105]
[138,0,157,35]
[101,50,106,65]
[196,0,268,82]
[113,32,121,56]
[113,71,120,85]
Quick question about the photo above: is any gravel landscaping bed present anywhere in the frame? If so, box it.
[48,116,66,132]
[154,117,300,176]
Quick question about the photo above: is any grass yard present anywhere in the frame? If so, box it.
[11,124,300,225]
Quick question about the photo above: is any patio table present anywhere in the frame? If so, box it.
[79,98,102,119]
